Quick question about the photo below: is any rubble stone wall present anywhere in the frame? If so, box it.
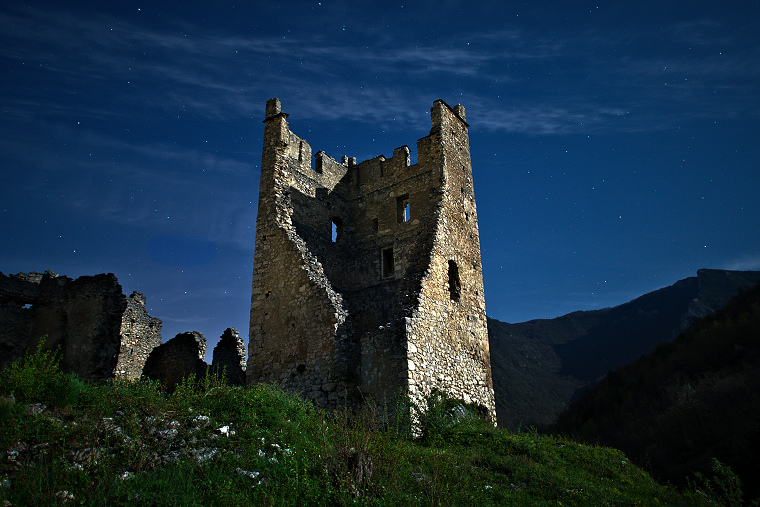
[143,331,208,389]
[115,291,163,380]
[211,327,246,386]
[0,271,162,381]
[248,98,495,421]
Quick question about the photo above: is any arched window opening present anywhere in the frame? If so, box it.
[448,260,461,302]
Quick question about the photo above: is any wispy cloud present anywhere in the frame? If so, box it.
[722,254,760,272]
[2,4,757,137]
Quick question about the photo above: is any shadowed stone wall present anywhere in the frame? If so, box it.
[248,99,495,420]
[211,327,246,386]
[143,331,208,389]
[0,271,162,381]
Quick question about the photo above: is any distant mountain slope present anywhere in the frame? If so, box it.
[550,279,760,500]
[488,269,760,430]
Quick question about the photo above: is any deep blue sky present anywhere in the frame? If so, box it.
[2,1,759,359]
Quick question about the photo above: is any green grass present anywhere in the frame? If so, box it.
[0,344,736,506]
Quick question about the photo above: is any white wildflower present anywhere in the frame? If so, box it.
[192,448,219,464]
[55,490,75,502]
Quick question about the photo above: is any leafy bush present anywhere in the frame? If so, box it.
[0,337,60,402]
[689,458,746,507]
[44,372,88,409]
[415,389,490,445]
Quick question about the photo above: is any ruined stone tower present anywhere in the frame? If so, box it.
[248,98,495,421]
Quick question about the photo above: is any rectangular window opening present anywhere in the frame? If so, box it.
[396,195,410,223]
[381,247,394,278]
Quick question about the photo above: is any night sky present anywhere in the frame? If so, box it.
[2,1,759,359]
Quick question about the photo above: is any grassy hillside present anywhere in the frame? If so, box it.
[0,345,726,506]
[551,282,760,502]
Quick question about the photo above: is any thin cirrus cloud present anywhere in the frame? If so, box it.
[723,255,760,272]
[2,5,757,137]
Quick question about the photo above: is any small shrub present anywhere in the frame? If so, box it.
[689,458,745,507]
[415,389,488,445]
[0,337,60,402]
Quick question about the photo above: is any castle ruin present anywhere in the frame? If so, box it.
[247,98,496,420]
[0,271,161,380]
[0,271,246,386]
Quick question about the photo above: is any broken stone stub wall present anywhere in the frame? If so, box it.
[143,331,208,389]
[248,98,495,421]
[0,271,162,381]
[211,327,246,386]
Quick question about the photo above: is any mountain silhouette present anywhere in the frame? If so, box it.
[488,269,760,430]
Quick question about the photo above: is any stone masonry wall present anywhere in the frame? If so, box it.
[405,102,495,418]
[211,327,246,386]
[0,271,163,381]
[247,102,354,406]
[143,331,208,389]
[115,291,163,380]
[248,98,496,421]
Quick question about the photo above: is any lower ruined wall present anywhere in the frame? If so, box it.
[142,328,247,389]
[0,271,163,381]
[211,328,246,386]
[1,271,127,380]
[0,272,44,364]
[1,271,248,387]
[143,331,208,389]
